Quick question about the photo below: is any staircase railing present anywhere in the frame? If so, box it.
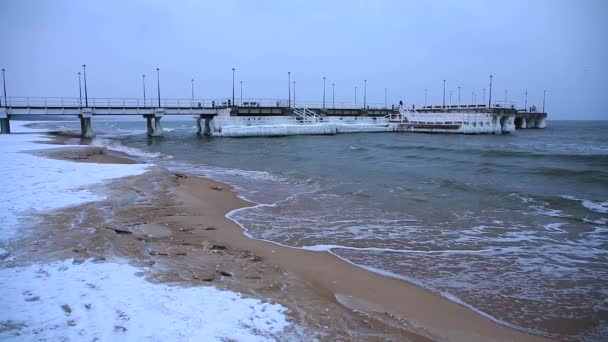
[292,108,320,123]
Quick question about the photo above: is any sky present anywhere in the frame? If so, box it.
[1,0,607,119]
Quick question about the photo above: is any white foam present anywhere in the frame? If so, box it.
[92,137,168,160]
[0,259,290,341]
[561,195,608,214]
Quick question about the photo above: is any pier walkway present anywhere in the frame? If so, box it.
[0,97,547,137]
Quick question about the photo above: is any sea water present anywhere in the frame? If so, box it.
[38,119,608,341]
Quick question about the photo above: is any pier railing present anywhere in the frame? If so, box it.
[3,97,390,110]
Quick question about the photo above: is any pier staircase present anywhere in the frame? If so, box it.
[292,108,321,123]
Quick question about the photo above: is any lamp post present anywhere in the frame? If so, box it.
[504,89,508,106]
[232,68,235,106]
[191,78,195,106]
[458,86,461,106]
[0,68,4,107]
[156,68,161,108]
[524,90,528,111]
[449,90,452,106]
[542,90,546,113]
[322,76,326,109]
[78,72,83,108]
[363,79,367,109]
[293,81,296,108]
[288,71,291,108]
[354,86,357,106]
[142,74,146,107]
[424,88,427,107]
[442,79,446,108]
[332,82,335,109]
[82,64,88,107]
[488,75,493,108]
[240,80,243,105]
[384,87,388,109]
[483,88,486,106]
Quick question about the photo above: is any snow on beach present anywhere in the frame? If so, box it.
[0,121,292,340]
[0,259,289,341]
[0,122,149,241]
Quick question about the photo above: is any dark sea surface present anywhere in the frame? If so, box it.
[41,119,608,340]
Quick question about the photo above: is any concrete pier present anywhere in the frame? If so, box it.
[195,115,212,135]
[0,108,10,134]
[78,108,95,138]
[145,109,165,137]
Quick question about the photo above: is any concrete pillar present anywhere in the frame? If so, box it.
[537,117,547,128]
[79,108,95,138]
[520,117,527,129]
[145,108,164,137]
[195,117,202,135]
[204,117,212,135]
[0,108,10,134]
[501,116,515,133]
[146,116,155,136]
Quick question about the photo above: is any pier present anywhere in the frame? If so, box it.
[0,96,547,137]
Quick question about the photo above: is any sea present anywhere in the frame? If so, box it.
[39,119,608,341]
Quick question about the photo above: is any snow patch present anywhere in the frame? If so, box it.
[0,124,148,241]
[0,259,290,341]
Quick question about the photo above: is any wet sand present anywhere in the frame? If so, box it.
[9,132,554,341]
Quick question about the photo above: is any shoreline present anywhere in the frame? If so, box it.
[13,126,553,341]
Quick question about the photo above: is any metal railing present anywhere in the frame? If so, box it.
[2,96,391,110]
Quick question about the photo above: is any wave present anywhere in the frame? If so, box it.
[561,195,608,214]
[380,144,608,165]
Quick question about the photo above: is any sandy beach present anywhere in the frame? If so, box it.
[0,123,558,341]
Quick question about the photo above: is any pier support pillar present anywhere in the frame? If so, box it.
[520,117,527,129]
[195,117,202,135]
[195,116,212,135]
[0,108,10,134]
[500,116,515,133]
[145,109,164,137]
[537,117,547,129]
[204,117,212,135]
[78,108,95,138]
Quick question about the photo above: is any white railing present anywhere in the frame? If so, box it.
[292,108,321,123]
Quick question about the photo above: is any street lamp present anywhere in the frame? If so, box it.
[524,90,528,111]
[542,90,546,113]
[240,80,243,105]
[384,87,388,109]
[78,72,83,108]
[363,79,367,109]
[442,80,446,108]
[232,68,235,106]
[458,86,461,107]
[82,64,88,107]
[1,68,6,107]
[191,78,195,106]
[504,89,508,105]
[293,81,296,108]
[424,88,427,107]
[483,88,486,106]
[288,72,291,108]
[449,90,452,106]
[488,75,493,108]
[332,82,335,109]
[322,76,326,109]
[156,68,161,108]
[142,74,146,107]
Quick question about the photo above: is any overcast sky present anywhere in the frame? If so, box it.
[1,0,606,119]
